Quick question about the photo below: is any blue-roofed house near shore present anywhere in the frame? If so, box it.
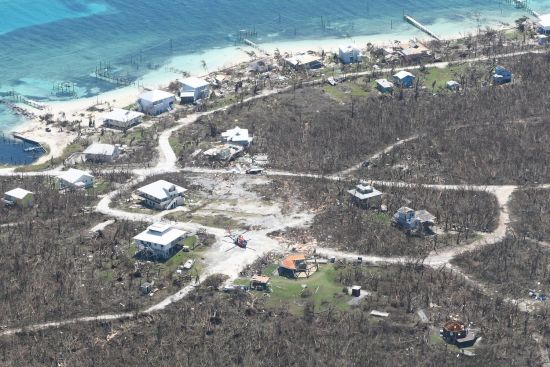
[493,66,512,85]
[393,70,415,88]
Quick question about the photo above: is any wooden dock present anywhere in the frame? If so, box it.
[511,0,540,17]
[11,133,46,153]
[404,15,440,41]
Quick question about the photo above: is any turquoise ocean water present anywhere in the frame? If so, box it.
[1,0,550,136]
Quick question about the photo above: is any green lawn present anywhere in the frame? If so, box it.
[418,65,466,91]
[241,265,352,315]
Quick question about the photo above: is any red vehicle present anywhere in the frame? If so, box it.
[225,229,254,251]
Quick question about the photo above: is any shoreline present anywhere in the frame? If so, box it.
[1,13,533,166]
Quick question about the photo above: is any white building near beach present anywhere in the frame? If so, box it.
[179,77,210,103]
[102,108,144,129]
[57,168,94,190]
[83,143,120,162]
[133,223,187,259]
[137,90,176,115]
[537,13,550,34]
[339,45,363,64]
[136,179,187,210]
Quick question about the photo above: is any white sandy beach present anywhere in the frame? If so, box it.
[5,16,518,166]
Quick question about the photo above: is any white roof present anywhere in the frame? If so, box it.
[57,168,94,184]
[83,143,117,156]
[285,54,322,66]
[538,13,550,28]
[103,108,144,123]
[180,76,209,89]
[348,185,383,200]
[137,180,187,201]
[221,126,253,143]
[447,80,460,86]
[393,70,415,79]
[376,79,394,88]
[5,188,33,199]
[134,223,186,246]
[139,89,175,103]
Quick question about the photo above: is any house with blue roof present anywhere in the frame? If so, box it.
[492,66,512,85]
[393,70,416,88]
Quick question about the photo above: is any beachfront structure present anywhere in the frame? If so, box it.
[179,77,210,103]
[284,54,323,70]
[398,45,431,63]
[446,80,460,91]
[393,71,416,88]
[137,90,176,115]
[133,223,187,260]
[493,66,512,85]
[102,108,144,129]
[221,126,253,147]
[392,207,436,234]
[338,45,363,64]
[537,13,550,34]
[348,183,383,208]
[83,143,120,162]
[136,179,187,210]
[376,79,394,93]
[248,59,272,73]
[3,188,34,208]
[57,168,94,190]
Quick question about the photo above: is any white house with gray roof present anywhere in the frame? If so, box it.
[134,223,187,259]
[179,77,210,103]
[83,143,120,162]
[136,180,187,210]
[102,108,144,129]
[137,90,176,115]
[3,188,34,208]
[57,169,94,190]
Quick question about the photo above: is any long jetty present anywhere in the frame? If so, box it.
[11,133,46,153]
[404,15,440,41]
[511,0,540,17]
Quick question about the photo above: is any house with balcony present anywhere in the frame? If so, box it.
[136,179,187,210]
[133,223,187,260]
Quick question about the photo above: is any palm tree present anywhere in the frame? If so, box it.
[200,60,208,74]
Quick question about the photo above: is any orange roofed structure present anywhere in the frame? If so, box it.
[278,253,318,279]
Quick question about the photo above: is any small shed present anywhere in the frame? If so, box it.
[351,285,361,297]
[339,45,362,64]
[140,281,153,294]
[250,275,271,291]
[393,70,416,88]
[376,79,394,93]
[3,188,34,208]
[446,80,460,91]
